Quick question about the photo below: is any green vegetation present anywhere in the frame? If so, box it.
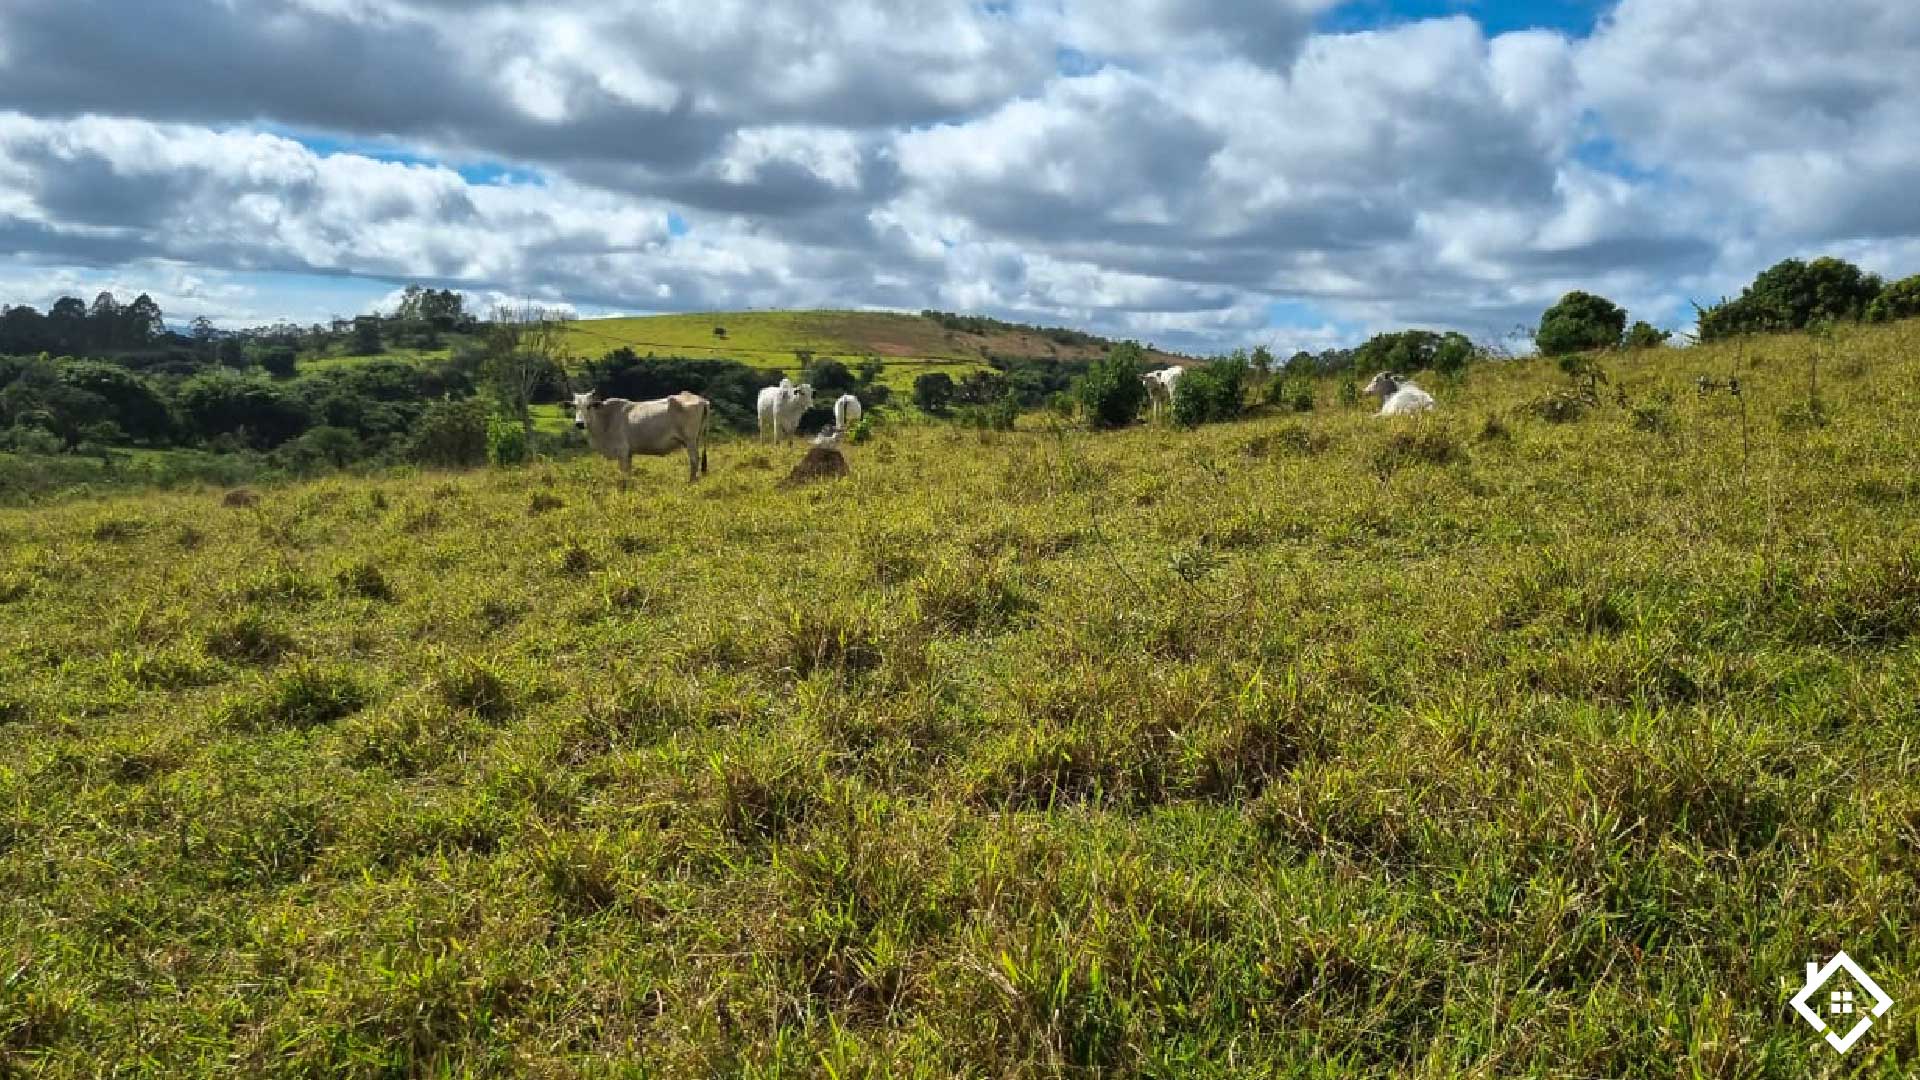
[1535,291,1631,356]
[6,318,1920,1073]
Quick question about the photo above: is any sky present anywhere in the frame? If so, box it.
[1,0,1917,355]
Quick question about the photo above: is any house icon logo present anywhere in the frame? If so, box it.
[1790,951,1893,1053]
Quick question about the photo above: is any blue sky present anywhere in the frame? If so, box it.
[1,0,1915,354]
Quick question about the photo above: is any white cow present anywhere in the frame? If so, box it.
[757,381,816,443]
[1141,366,1184,423]
[570,390,712,488]
[833,393,862,434]
[1362,371,1436,416]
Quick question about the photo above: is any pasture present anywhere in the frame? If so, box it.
[4,323,1920,1075]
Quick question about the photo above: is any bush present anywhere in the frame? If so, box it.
[411,398,489,468]
[175,370,312,448]
[956,396,1018,432]
[1867,274,1920,323]
[848,416,875,444]
[1173,355,1249,427]
[1073,344,1148,429]
[487,416,529,467]
[1536,291,1627,356]
[278,426,362,472]
[1263,374,1314,412]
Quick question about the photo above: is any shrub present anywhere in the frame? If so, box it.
[486,415,529,467]
[956,396,1018,432]
[410,397,489,468]
[1263,374,1314,412]
[1536,291,1627,356]
[1073,344,1149,429]
[848,415,876,444]
[1173,355,1248,427]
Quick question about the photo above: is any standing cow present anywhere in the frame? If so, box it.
[1141,366,1184,424]
[833,393,862,434]
[570,391,711,488]
[757,381,816,443]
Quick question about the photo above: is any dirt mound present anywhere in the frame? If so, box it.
[780,447,849,487]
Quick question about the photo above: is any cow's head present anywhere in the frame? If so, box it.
[792,383,816,409]
[569,391,603,429]
[1362,372,1401,398]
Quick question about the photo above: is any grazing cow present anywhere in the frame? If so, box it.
[1141,366,1184,423]
[833,393,862,434]
[1363,371,1436,416]
[757,381,816,443]
[570,390,711,488]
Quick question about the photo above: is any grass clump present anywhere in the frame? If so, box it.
[224,663,371,731]
[203,612,295,664]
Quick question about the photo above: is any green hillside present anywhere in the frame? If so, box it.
[5,320,1920,1073]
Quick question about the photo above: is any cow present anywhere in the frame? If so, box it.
[833,393,862,434]
[1362,371,1437,416]
[1141,366,1184,424]
[757,381,816,443]
[569,390,712,488]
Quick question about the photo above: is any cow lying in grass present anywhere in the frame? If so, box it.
[569,390,712,488]
[1363,371,1436,416]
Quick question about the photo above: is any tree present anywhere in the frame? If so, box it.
[1623,321,1671,349]
[483,302,567,443]
[912,371,956,415]
[1697,256,1883,341]
[57,361,171,442]
[175,370,311,448]
[804,358,858,397]
[411,397,490,468]
[1431,331,1475,375]
[1073,342,1149,429]
[1535,291,1627,356]
[350,316,384,356]
[1867,274,1920,323]
[259,345,299,379]
[125,293,165,346]
[0,359,107,450]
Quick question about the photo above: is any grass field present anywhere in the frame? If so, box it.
[6,322,1920,1074]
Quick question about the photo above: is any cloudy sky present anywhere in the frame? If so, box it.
[1,0,1916,354]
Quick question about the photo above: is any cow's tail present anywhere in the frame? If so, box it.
[699,397,712,477]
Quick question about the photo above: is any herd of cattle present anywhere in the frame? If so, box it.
[566,366,1434,487]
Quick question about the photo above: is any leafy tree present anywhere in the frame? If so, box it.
[913,372,956,416]
[804,358,858,397]
[1623,321,1672,349]
[1535,291,1627,356]
[483,303,567,443]
[0,305,53,355]
[411,397,489,468]
[280,426,362,471]
[175,370,311,448]
[1431,332,1475,375]
[259,345,299,379]
[124,293,165,346]
[1867,274,1920,323]
[1173,354,1249,427]
[1697,256,1883,341]
[57,361,171,442]
[0,359,107,450]
[1073,342,1148,429]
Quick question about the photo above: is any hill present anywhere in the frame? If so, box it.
[556,308,1190,387]
[5,320,1920,1073]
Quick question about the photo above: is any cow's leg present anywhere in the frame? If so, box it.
[685,441,699,482]
[619,454,632,492]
